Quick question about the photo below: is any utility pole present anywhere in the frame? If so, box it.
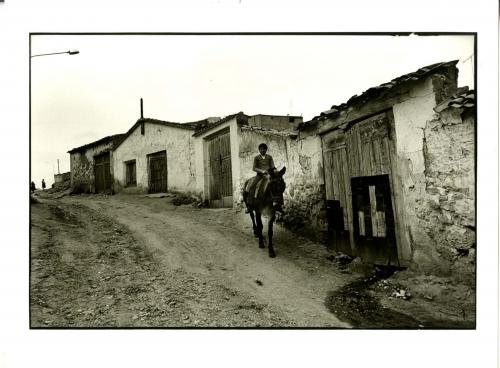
[57,159,60,174]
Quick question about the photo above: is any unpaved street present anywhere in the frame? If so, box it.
[31,194,353,327]
[30,193,475,328]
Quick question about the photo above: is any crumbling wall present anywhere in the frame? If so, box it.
[70,141,114,193]
[54,172,71,184]
[238,127,325,239]
[390,69,468,275]
[392,77,440,267]
[415,108,475,282]
[247,115,302,132]
[282,135,326,239]
[53,172,71,190]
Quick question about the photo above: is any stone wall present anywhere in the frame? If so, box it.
[414,108,475,281]
[113,123,198,195]
[70,141,114,193]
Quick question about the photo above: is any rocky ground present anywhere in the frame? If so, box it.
[30,190,475,328]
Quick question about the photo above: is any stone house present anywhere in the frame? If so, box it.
[68,134,125,193]
[298,60,476,278]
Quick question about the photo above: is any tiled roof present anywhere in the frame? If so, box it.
[68,134,125,154]
[299,60,459,130]
[138,118,202,130]
[240,125,298,138]
[434,88,475,113]
[183,117,221,130]
[113,116,223,150]
[192,112,248,137]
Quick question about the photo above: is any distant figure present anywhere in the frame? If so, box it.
[41,179,46,191]
[30,181,36,192]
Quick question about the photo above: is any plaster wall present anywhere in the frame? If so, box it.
[113,123,197,195]
[392,78,438,265]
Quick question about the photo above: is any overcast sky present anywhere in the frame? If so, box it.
[30,34,474,187]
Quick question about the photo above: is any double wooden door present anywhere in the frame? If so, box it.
[322,111,399,265]
[208,130,233,207]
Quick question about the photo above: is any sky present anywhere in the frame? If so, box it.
[30,34,474,187]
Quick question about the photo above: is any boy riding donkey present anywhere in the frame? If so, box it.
[245,143,285,214]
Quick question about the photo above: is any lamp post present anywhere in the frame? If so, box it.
[31,49,80,58]
[31,49,79,188]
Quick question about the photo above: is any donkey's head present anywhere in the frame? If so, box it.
[268,167,286,195]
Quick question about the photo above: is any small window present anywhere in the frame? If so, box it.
[289,117,295,123]
[125,160,137,187]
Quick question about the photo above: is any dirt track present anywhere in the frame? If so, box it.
[30,193,475,328]
[31,194,354,327]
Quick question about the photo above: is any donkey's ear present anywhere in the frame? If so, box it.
[279,167,286,176]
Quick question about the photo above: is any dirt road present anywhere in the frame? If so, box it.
[30,193,475,328]
[31,194,355,327]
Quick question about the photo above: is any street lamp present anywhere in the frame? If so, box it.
[31,49,80,58]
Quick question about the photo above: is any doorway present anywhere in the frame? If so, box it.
[94,152,111,193]
[351,174,398,266]
[207,129,233,207]
[148,151,167,193]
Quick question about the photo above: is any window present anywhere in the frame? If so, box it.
[125,160,136,187]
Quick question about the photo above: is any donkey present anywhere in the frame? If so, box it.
[242,167,286,258]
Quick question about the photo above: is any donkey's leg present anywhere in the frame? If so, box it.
[248,210,259,238]
[255,211,265,248]
[268,210,276,258]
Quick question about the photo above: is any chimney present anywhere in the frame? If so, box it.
[140,98,145,135]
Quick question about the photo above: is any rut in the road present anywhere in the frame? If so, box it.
[31,201,298,327]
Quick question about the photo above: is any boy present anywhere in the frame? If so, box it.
[246,143,284,213]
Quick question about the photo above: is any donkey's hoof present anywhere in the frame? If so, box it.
[269,250,276,258]
[259,243,265,249]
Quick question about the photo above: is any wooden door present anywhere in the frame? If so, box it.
[94,152,111,193]
[323,132,352,255]
[351,175,398,265]
[208,130,233,207]
[148,151,167,193]
[322,111,399,265]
